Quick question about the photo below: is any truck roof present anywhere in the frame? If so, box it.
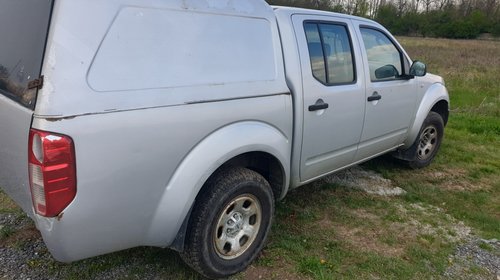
[272,6,381,27]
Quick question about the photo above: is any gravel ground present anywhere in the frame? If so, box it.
[313,165,407,196]
[0,213,196,280]
[445,238,500,280]
[0,238,53,280]
[0,213,56,280]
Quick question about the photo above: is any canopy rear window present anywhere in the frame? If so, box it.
[0,0,53,109]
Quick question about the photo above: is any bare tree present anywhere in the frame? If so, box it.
[396,0,408,16]
[422,0,435,12]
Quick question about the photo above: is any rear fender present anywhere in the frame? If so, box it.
[145,121,290,246]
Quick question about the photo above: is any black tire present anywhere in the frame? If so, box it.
[407,111,444,169]
[180,167,274,279]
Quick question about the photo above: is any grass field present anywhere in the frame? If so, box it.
[1,37,499,279]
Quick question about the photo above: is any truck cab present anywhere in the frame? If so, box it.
[274,7,448,185]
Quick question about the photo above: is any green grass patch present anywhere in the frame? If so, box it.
[0,225,15,239]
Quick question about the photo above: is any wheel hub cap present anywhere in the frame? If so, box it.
[213,194,262,260]
[226,212,244,237]
[417,125,438,160]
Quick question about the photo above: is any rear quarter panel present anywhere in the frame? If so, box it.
[33,95,292,261]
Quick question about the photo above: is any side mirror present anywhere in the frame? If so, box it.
[375,64,399,79]
[409,61,427,77]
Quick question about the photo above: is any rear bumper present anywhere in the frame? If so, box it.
[34,210,178,262]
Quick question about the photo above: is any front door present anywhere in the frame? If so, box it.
[353,24,418,161]
[293,15,365,182]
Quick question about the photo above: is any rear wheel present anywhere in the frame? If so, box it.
[407,112,444,169]
[180,167,274,279]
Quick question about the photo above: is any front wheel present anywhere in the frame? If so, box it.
[180,167,274,279]
[407,111,444,169]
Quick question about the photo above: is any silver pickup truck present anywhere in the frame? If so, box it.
[0,0,449,278]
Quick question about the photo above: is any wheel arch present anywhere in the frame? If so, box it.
[430,99,449,126]
[215,152,286,199]
[145,121,291,249]
[404,83,449,148]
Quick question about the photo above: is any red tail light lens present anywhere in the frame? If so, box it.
[28,129,76,217]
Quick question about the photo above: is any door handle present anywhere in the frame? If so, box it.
[367,92,382,102]
[308,99,329,111]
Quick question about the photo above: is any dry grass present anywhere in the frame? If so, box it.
[398,37,500,117]
[0,224,40,247]
[0,190,18,212]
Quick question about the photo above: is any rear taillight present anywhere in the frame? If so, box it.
[28,129,76,217]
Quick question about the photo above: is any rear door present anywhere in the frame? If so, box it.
[293,15,366,182]
[0,0,53,214]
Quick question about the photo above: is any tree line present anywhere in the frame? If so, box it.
[266,0,500,38]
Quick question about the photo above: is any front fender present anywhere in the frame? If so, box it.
[404,83,449,147]
[145,121,291,247]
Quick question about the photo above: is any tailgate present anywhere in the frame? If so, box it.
[0,0,53,215]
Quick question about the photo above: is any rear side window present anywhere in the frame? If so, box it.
[304,22,355,85]
[0,0,53,109]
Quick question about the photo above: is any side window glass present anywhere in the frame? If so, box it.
[360,28,403,82]
[318,24,355,84]
[305,22,355,85]
[304,23,326,83]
